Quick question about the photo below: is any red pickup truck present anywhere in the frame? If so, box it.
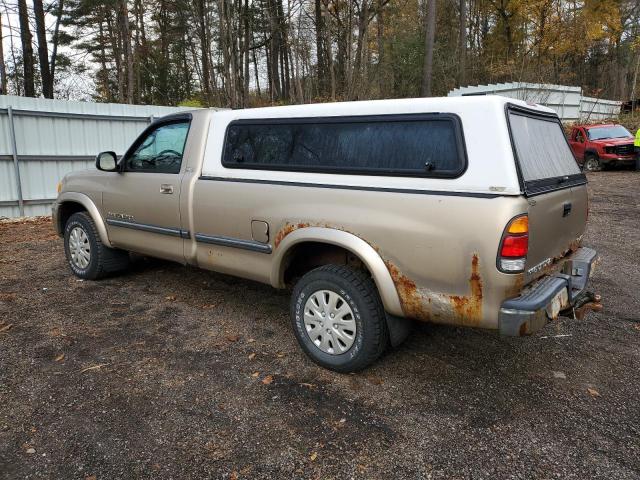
[568,124,636,171]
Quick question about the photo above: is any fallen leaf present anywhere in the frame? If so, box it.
[339,418,346,423]
[85,476,97,480]
[247,338,256,343]
[275,352,285,358]
[79,363,109,374]
[634,324,640,331]
[587,387,600,397]
[552,371,566,379]
[230,471,238,480]
[251,372,260,378]
[0,323,13,333]
[310,452,318,461]
[165,295,176,301]
[226,334,240,342]
[54,353,65,362]
[299,383,316,389]
[369,377,384,386]
[201,303,216,309]
[248,353,256,360]
[25,448,36,454]
[262,375,274,385]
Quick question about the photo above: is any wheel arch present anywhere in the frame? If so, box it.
[271,226,404,317]
[56,192,112,247]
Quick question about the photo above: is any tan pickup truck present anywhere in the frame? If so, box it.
[53,96,601,372]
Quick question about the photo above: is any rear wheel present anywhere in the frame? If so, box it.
[583,153,601,172]
[290,265,389,373]
[64,212,130,280]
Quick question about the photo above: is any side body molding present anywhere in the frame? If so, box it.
[56,192,112,248]
[270,227,404,317]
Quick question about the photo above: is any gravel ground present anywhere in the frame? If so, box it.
[1,171,639,480]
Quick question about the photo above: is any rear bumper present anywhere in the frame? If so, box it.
[499,247,599,336]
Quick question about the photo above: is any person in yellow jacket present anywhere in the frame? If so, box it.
[636,127,640,170]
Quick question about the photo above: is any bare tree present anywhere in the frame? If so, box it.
[458,0,466,87]
[17,0,35,97]
[421,0,436,96]
[0,10,7,94]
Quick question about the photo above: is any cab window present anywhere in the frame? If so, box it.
[125,121,190,174]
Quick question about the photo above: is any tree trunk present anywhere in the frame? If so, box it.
[49,0,64,92]
[421,0,436,97]
[314,0,327,96]
[119,0,134,103]
[458,0,466,87]
[243,0,250,106]
[33,0,53,98]
[351,0,370,99]
[0,12,7,94]
[17,0,36,97]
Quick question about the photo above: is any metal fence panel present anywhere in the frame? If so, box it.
[0,95,198,219]
[448,82,620,124]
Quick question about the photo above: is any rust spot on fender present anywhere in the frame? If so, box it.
[385,254,483,326]
[447,254,483,326]
[385,261,431,321]
[274,222,310,249]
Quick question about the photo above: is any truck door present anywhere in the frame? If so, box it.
[102,117,191,263]
[570,128,587,162]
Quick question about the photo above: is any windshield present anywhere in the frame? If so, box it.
[586,125,632,140]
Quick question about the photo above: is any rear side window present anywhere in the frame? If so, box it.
[222,115,466,177]
[508,109,584,194]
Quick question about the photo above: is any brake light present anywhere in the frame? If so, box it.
[499,215,529,272]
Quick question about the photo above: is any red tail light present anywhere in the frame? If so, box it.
[501,235,528,257]
[498,215,528,272]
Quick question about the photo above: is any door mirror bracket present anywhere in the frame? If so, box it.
[96,151,119,172]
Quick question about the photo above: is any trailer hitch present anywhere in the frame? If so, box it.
[560,291,603,320]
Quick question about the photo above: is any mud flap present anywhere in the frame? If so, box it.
[385,313,412,347]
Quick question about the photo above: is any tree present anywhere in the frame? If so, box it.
[0,10,7,94]
[421,0,436,96]
[17,0,35,97]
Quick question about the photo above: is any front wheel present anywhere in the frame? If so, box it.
[64,212,130,280]
[290,265,389,373]
[583,153,602,172]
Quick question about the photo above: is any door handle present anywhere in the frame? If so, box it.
[563,202,572,217]
[160,184,174,194]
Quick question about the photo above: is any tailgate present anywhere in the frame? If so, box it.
[526,184,587,277]
[507,104,588,280]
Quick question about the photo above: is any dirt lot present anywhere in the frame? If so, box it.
[1,172,639,479]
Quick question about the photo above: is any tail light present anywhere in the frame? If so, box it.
[498,215,528,273]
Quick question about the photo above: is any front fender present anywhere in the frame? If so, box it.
[271,227,404,317]
[55,192,112,247]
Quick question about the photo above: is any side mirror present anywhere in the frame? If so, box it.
[96,151,118,172]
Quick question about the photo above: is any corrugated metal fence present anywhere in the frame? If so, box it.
[0,95,195,219]
[447,82,622,122]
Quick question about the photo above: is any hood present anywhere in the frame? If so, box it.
[591,136,634,145]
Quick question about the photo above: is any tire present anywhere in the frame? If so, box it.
[63,212,130,280]
[583,153,602,172]
[290,265,389,373]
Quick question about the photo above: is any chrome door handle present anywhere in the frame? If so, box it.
[160,184,174,194]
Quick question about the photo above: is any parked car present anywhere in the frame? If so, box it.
[568,123,636,171]
[52,96,600,372]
